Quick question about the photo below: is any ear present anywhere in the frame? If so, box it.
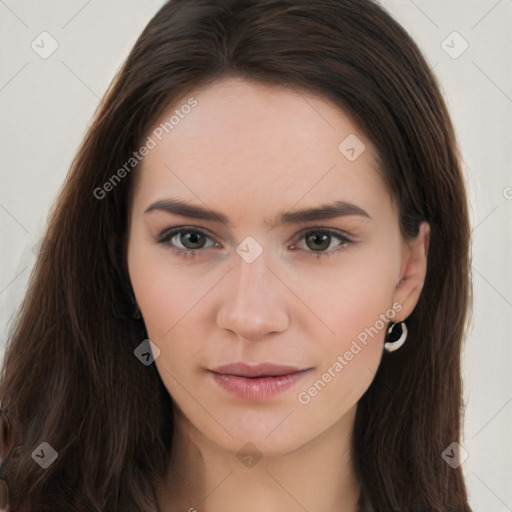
[392,221,430,320]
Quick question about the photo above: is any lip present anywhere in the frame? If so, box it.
[209,362,312,400]
[211,362,304,378]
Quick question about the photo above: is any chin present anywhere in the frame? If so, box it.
[210,418,317,459]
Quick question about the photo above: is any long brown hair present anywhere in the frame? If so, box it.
[0,0,472,510]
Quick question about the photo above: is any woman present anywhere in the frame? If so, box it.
[0,0,472,510]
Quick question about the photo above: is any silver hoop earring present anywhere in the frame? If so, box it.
[384,321,408,352]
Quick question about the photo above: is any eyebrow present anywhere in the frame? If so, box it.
[144,198,372,229]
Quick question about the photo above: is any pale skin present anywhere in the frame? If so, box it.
[127,77,430,511]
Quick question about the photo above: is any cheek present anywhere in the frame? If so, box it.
[297,246,400,344]
[128,235,201,336]
[295,268,394,420]
[293,248,399,398]
[295,347,380,434]
[127,241,222,373]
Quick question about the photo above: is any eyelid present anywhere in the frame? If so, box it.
[156,225,216,244]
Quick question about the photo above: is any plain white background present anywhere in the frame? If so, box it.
[0,1,511,509]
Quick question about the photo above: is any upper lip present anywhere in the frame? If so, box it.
[210,362,305,378]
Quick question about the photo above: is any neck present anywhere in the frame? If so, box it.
[157,406,361,512]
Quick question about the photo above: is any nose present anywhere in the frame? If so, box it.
[216,251,290,342]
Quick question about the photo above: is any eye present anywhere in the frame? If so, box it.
[290,229,353,258]
[156,227,220,257]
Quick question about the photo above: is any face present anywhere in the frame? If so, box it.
[127,77,428,457]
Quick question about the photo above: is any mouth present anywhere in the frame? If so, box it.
[208,362,312,400]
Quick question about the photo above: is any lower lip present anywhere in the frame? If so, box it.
[210,370,310,400]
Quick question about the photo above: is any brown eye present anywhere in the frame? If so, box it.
[305,232,332,252]
[290,229,353,259]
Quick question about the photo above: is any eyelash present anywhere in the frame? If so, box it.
[156,226,354,260]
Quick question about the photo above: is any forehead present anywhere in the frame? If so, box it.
[133,77,393,224]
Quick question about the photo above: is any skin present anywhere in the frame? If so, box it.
[127,77,430,512]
